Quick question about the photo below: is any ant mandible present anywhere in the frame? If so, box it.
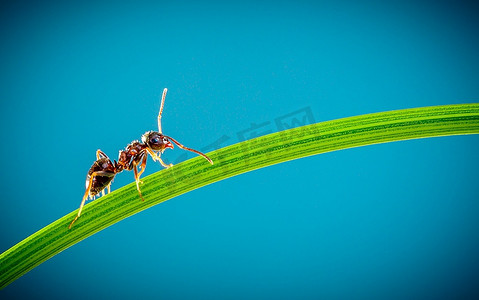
[69,88,213,229]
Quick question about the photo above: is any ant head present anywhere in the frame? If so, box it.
[142,131,174,152]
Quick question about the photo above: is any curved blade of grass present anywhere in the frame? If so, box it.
[1,103,479,289]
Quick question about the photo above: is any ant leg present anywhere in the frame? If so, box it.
[136,154,147,182]
[102,182,113,196]
[158,157,173,168]
[69,171,115,229]
[165,135,213,165]
[158,88,167,134]
[96,149,109,160]
[133,165,145,201]
[132,153,147,201]
[145,148,160,162]
[146,148,172,168]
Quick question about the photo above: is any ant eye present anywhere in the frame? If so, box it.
[150,137,160,144]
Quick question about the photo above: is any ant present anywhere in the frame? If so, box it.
[69,88,213,229]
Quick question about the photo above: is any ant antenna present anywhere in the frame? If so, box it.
[165,135,213,165]
[158,88,167,133]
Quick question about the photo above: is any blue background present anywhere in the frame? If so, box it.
[1,0,479,299]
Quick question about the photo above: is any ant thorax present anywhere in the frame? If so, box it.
[117,141,146,170]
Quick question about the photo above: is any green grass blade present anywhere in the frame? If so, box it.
[1,103,479,289]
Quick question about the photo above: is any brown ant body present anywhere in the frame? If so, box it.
[69,88,213,229]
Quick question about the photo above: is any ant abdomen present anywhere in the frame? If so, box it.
[86,158,116,198]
